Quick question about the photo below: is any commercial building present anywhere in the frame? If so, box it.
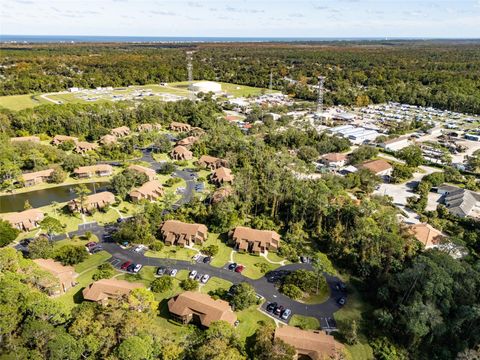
[129,180,164,202]
[231,226,281,254]
[274,326,346,360]
[160,220,208,247]
[211,167,234,185]
[33,259,78,296]
[380,136,411,151]
[68,191,116,213]
[1,209,44,231]
[73,164,113,178]
[128,164,157,181]
[170,145,193,160]
[21,169,54,186]
[111,126,130,137]
[82,279,143,304]
[168,291,237,327]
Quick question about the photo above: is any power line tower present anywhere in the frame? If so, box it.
[316,76,325,113]
[269,70,273,91]
[186,51,195,101]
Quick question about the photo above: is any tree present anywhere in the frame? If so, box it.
[28,236,54,259]
[344,320,358,345]
[311,252,335,294]
[250,323,296,360]
[47,330,83,360]
[49,167,67,184]
[153,134,172,153]
[230,282,257,311]
[117,336,153,360]
[127,288,158,313]
[297,145,319,163]
[349,146,378,164]
[280,284,303,300]
[0,219,20,247]
[151,276,173,293]
[391,164,414,183]
[23,200,32,210]
[74,184,91,213]
[113,215,156,245]
[202,244,219,257]
[397,145,424,167]
[92,263,115,280]
[180,278,198,291]
[110,169,148,199]
[54,245,88,265]
[40,216,64,237]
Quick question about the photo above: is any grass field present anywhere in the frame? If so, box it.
[289,314,321,330]
[202,233,232,267]
[145,245,197,261]
[233,251,282,280]
[0,81,275,111]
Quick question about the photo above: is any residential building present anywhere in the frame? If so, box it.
[231,226,281,254]
[357,159,393,178]
[211,167,234,185]
[170,145,193,160]
[73,164,113,178]
[176,136,198,148]
[168,291,237,327]
[128,164,157,181]
[274,326,346,360]
[74,141,99,154]
[52,135,78,145]
[100,134,117,145]
[1,209,44,231]
[409,223,446,249]
[129,180,164,202]
[170,121,191,132]
[321,153,347,168]
[33,259,78,295]
[137,123,153,132]
[198,155,228,170]
[211,187,233,204]
[190,127,205,137]
[439,185,480,218]
[21,169,54,186]
[111,126,130,137]
[380,136,411,151]
[160,220,208,246]
[82,279,143,304]
[10,136,41,143]
[68,191,116,213]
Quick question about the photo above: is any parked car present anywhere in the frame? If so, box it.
[300,256,309,263]
[234,265,244,273]
[234,320,240,327]
[127,263,136,272]
[86,242,97,248]
[19,238,33,247]
[274,305,284,316]
[281,309,292,320]
[133,264,142,273]
[90,246,103,254]
[192,254,201,261]
[156,267,166,276]
[335,282,347,291]
[189,270,198,279]
[133,245,145,253]
[195,273,203,281]
[121,261,132,270]
[201,274,210,283]
[266,302,277,313]
[228,262,237,270]
[203,256,212,264]
[170,268,178,277]
[337,297,346,306]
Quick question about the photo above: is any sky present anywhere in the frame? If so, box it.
[1,0,480,38]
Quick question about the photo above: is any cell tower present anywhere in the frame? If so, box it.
[269,70,273,91]
[316,76,325,113]
[186,51,195,100]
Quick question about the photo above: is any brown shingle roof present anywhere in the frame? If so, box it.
[75,141,98,153]
[176,136,198,147]
[21,169,54,182]
[170,122,191,131]
[322,153,347,162]
[1,209,44,231]
[73,164,113,175]
[409,223,445,248]
[128,164,157,180]
[111,126,130,137]
[275,326,346,360]
[100,134,117,145]
[160,220,208,245]
[53,135,78,144]
[68,191,115,212]
[83,279,143,302]
[129,180,164,201]
[359,159,392,174]
[33,259,77,287]
[211,167,234,184]
[171,145,193,160]
[168,291,237,327]
[232,226,280,252]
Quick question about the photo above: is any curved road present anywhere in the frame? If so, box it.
[51,148,344,329]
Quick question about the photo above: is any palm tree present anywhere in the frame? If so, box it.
[74,184,91,213]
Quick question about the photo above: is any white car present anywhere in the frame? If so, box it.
[189,270,198,279]
[201,274,210,283]
[192,254,201,261]
[281,309,291,320]
[133,264,142,273]
[170,269,178,277]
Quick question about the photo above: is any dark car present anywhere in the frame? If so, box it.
[266,302,277,313]
[235,265,244,273]
[228,263,237,270]
[121,261,132,270]
[126,263,136,272]
[90,246,103,254]
[203,256,211,264]
[274,305,284,316]
[156,267,166,276]
[300,256,309,263]
[337,297,346,306]
[335,282,347,291]
[20,238,33,247]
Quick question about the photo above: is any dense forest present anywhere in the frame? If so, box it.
[1,99,479,359]
[1,41,480,113]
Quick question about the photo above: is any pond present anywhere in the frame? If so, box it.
[0,182,109,213]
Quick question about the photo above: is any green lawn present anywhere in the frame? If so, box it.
[233,252,281,280]
[0,93,49,111]
[85,208,120,225]
[74,250,111,273]
[200,276,232,294]
[236,306,275,340]
[201,233,232,267]
[289,314,321,330]
[145,245,197,261]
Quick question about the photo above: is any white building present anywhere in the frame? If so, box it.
[190,81,222,93]
[380,136,411,151]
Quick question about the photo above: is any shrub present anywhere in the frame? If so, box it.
[151,276,173,293]
[149,241,164,252]
[202,244,219,257]
[54,245,88,265]
[254,262,270,274]
[165,177,181,187]
[92,263,115,280]
[180,278,198,291]
[281,283,303,300]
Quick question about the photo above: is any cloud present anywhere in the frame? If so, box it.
[187,2,203,8]
[151,10,176,16]
[225,6,264,14]
[13,0,34,3]
[289,13,305,18]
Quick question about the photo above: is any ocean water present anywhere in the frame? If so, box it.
[0,34,413,43]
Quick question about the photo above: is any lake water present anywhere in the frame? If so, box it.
[0,182,108,213]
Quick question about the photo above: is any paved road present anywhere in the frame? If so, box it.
[49,147,345,328]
